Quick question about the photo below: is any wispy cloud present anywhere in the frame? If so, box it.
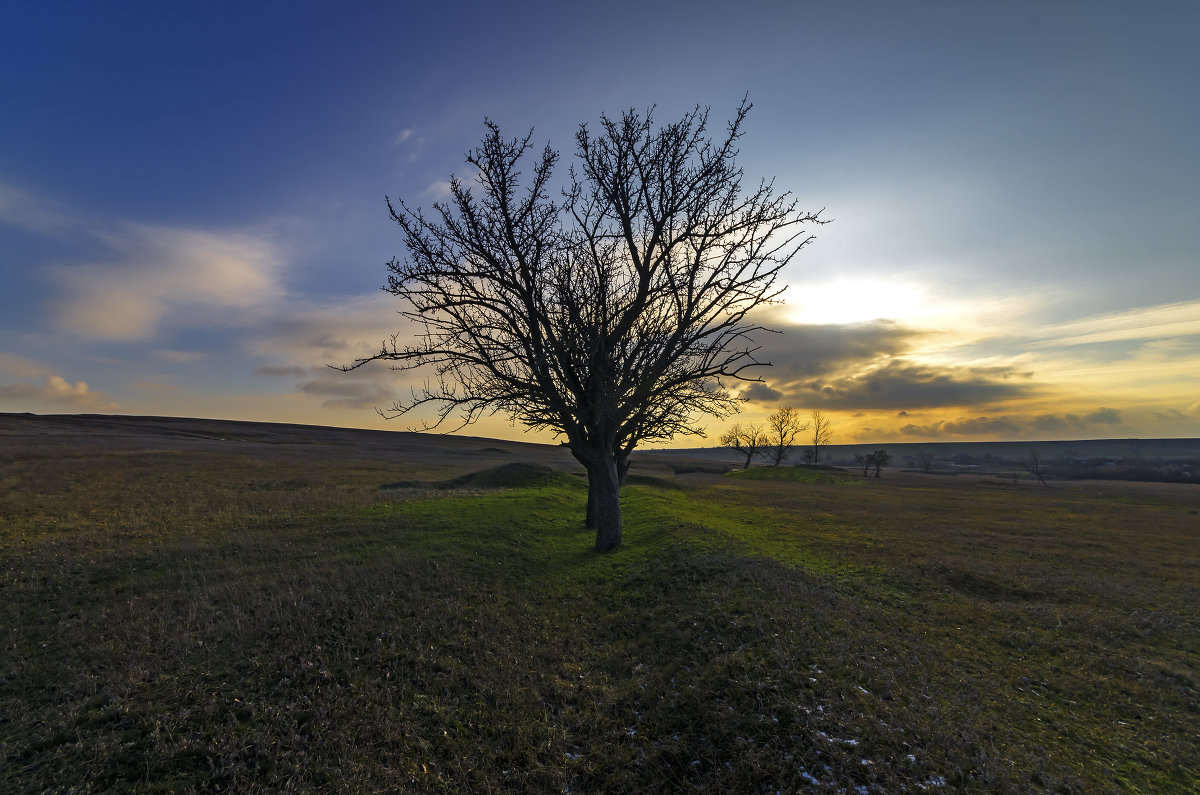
[0,352,55,379]
[154,349,210,363]
[0,181,75,234]
[254,364,310,377]
[245,292,413,366]
[50,224,285,340]
[1025,300,1200,349]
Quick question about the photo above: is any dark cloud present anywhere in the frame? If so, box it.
[298,376,394,409]
[748,316,1037,411]
[900,416,1023,438]
[1031,413,1084,434]
[741,381,782,402]
[255,364,309,377]
[896,410,909,417]
[888,407,1134,442]
[779,359,1035,411]
[756,319,921,379]
[1084,407,1123,425]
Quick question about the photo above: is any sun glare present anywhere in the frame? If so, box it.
[786,280,926,325]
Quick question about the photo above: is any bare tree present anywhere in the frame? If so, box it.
[855,449,892,478]
[871,449,892,478]
[1020,448,1049,487]
[720,423,766,469]
[765,406,808,466]
[342,100,824,551]
[804,409,833,466]
[915,449,936,473]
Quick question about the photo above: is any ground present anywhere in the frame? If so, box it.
[1,414,1197,792]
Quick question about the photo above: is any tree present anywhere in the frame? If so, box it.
[765,406,808,466]
[855,449,891,478]
[915,449,936,473]
[720,423,766,469]
[1019,448,1049,487]
[342,100,825,551]
[871,449,892,478]
[804,409,833,466]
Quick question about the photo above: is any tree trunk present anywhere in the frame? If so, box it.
[616,449,631,487]
[589,452,622,552]
[585,468,598,528]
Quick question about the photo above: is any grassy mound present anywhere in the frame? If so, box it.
[725,465,858,484]
[439,461,579,490]
[377,463,579,493]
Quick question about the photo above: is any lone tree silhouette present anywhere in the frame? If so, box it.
[343,99,824,551]
[764,406,808,466]
[803,409,834,465]
[721,422,767,469]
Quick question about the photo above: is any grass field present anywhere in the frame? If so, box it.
[2,415,1198,792]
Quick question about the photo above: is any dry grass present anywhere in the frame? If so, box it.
[1,415,1197,792]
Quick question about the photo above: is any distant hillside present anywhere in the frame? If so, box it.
[652,437,1200,462]
[5,412,1197,484]
[645,436,1200,483]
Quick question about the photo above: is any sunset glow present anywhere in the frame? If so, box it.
[2,2,1198,444]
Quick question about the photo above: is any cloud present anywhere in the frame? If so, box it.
[740,381,782,402]
[246,292,414,367]
[900,416,1023,438]
[1031,413,1085,434]
[783,358,1035,411]
[255,364,310,377]
[0,352,55,379]
[755,318,922,378]
[1026,300,1200,349]
[51,224,284,340]
[1084,407,1123,425]
[155,349,209,363]
[0,181,75,234]
[890,406,1136,441]
[0,375,120,411]
[297,372,395,409]
[395,128,416,145]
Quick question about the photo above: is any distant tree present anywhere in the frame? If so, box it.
[855,449,892,478]
[803,409,834,466]
[765,406,808,466]
[871,449,892,478]
[1020,448,1049,487]
[915,449,936,473]
[721,423,766,469]
[341,100,825,551]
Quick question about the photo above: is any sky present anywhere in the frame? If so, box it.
[2,0,1199,445]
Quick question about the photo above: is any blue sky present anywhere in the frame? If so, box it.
[2,0,1199,443]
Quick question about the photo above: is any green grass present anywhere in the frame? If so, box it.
[725,465,860,485]
[1,438,1197,792]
